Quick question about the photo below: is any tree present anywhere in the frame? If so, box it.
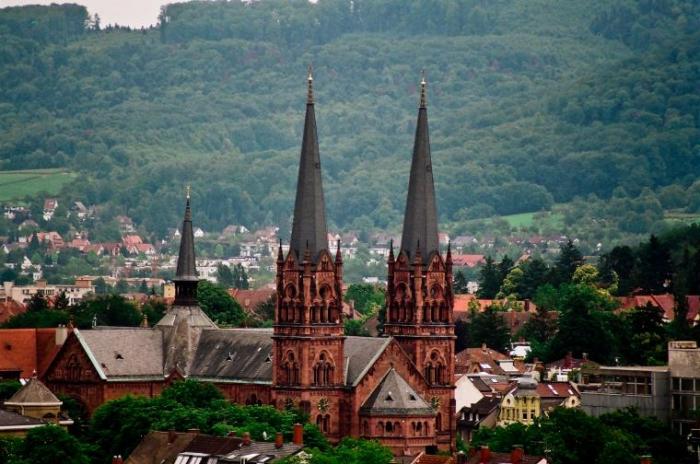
[598,245,635,295]
[635,235,671,294]
[115,279,129,294]
[454,269,469,293]
[54,291,69,310]
[21,425,92,464]
[344,319,369,336]
[518,257,550,299]
[466,307,510,352]
[197,280,244,326]
[477,256,500,298]
[72,295,142,328]
[160,380,224,408]
[344,284,384,314]
[93,277,108,295]
[139,279,149,293]
[621,303,668,365]
[553,240,583,285]
[27,293,49,312]
[217,263,234,287]
[546,284,619,363]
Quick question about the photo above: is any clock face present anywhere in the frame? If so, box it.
[430,396,441,410]
[317,397,330,413]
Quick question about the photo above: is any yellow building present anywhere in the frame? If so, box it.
[0,376,73,436]
[499,379,580,426]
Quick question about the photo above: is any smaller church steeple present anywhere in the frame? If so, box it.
[174,187,198,306]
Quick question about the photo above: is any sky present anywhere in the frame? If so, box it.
[0,0,175,28]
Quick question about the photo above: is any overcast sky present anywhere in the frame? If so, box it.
[0,0,176,28]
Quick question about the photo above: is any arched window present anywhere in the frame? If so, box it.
[424,421,429,435]
[316,414,330,432]
[377,422,384,434]
[283,352,300,385]
[385,422,393,434]
[425,351,446,385]
[67,355,81,381]
[313,351,334,386]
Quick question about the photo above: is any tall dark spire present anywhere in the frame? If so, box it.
[400,72,439,260]
[289,66,328,262]
[174,187,198,305]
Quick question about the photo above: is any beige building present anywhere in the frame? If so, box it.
[2,279,94,306]
[0,376,72,437]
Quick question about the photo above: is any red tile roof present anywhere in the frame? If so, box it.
[535,381,579,399]
[451,254,485,268]
[617,294,700,322]
[455,346,517,375]
[0,328,64,378]
[228,289,274,313]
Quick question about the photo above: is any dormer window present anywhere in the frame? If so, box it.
[115,353,123,360]
[385,392,394,402]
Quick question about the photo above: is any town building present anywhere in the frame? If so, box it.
[669,340,700,436]
[42,73,456,457]
[1,279,94,307]
[498,379,580,426]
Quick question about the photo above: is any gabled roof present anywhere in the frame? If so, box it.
[76,328,164,380]
[0,328,62,378]
[189,329,273,383]
[289,69,328,263]
[344,336,391,386]
[360,368,434,416]
[5,376,61,406]
[400,75,439,261]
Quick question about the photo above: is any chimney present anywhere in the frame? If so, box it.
[293,423,303,446]
[480,445,491,463]
[55,324,67,345]
[275,432,284,449]
[640,455,652,464]
[456,451,468,464]
[168,429,177,444]
[242,432,251,446]
[511,445,524,464]
[112,456,123,464]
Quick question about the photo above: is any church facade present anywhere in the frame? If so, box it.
[42,72,456,456]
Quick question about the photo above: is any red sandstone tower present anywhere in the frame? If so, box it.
[272,68,345,441]
[384,73,456,450]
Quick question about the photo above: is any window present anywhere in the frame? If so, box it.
[682,378,694,391]
[313,352,334,386]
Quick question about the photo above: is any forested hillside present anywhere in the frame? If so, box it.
[0,0,698,242]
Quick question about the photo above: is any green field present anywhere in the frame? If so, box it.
[500,211,564,229]
[0,169,76,202]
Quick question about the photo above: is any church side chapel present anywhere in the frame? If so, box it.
[42,70,456,456]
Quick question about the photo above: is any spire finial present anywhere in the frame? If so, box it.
[307,64,314,104]
[186,184,191,200]
[419,70,427,108]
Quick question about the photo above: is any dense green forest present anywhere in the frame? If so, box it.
[0,0,698,243]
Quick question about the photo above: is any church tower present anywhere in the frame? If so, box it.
[272,69,345,441]
[156,189,216,377]
[385,74,456,449]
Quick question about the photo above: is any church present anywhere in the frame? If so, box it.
[43,71,456,456]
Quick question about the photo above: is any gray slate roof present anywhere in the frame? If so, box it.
[175,196,197,281]
[0,409,44,428]
[221,441,302,463]
[289,73,328,263]
[190,329,274,383]
[5,376,61,405]
[344,336,391,386]
[77,328,164,380]
[360,368,434,416]
[400,78,439,260]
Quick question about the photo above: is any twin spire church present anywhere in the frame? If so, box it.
[43,71,456,456]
